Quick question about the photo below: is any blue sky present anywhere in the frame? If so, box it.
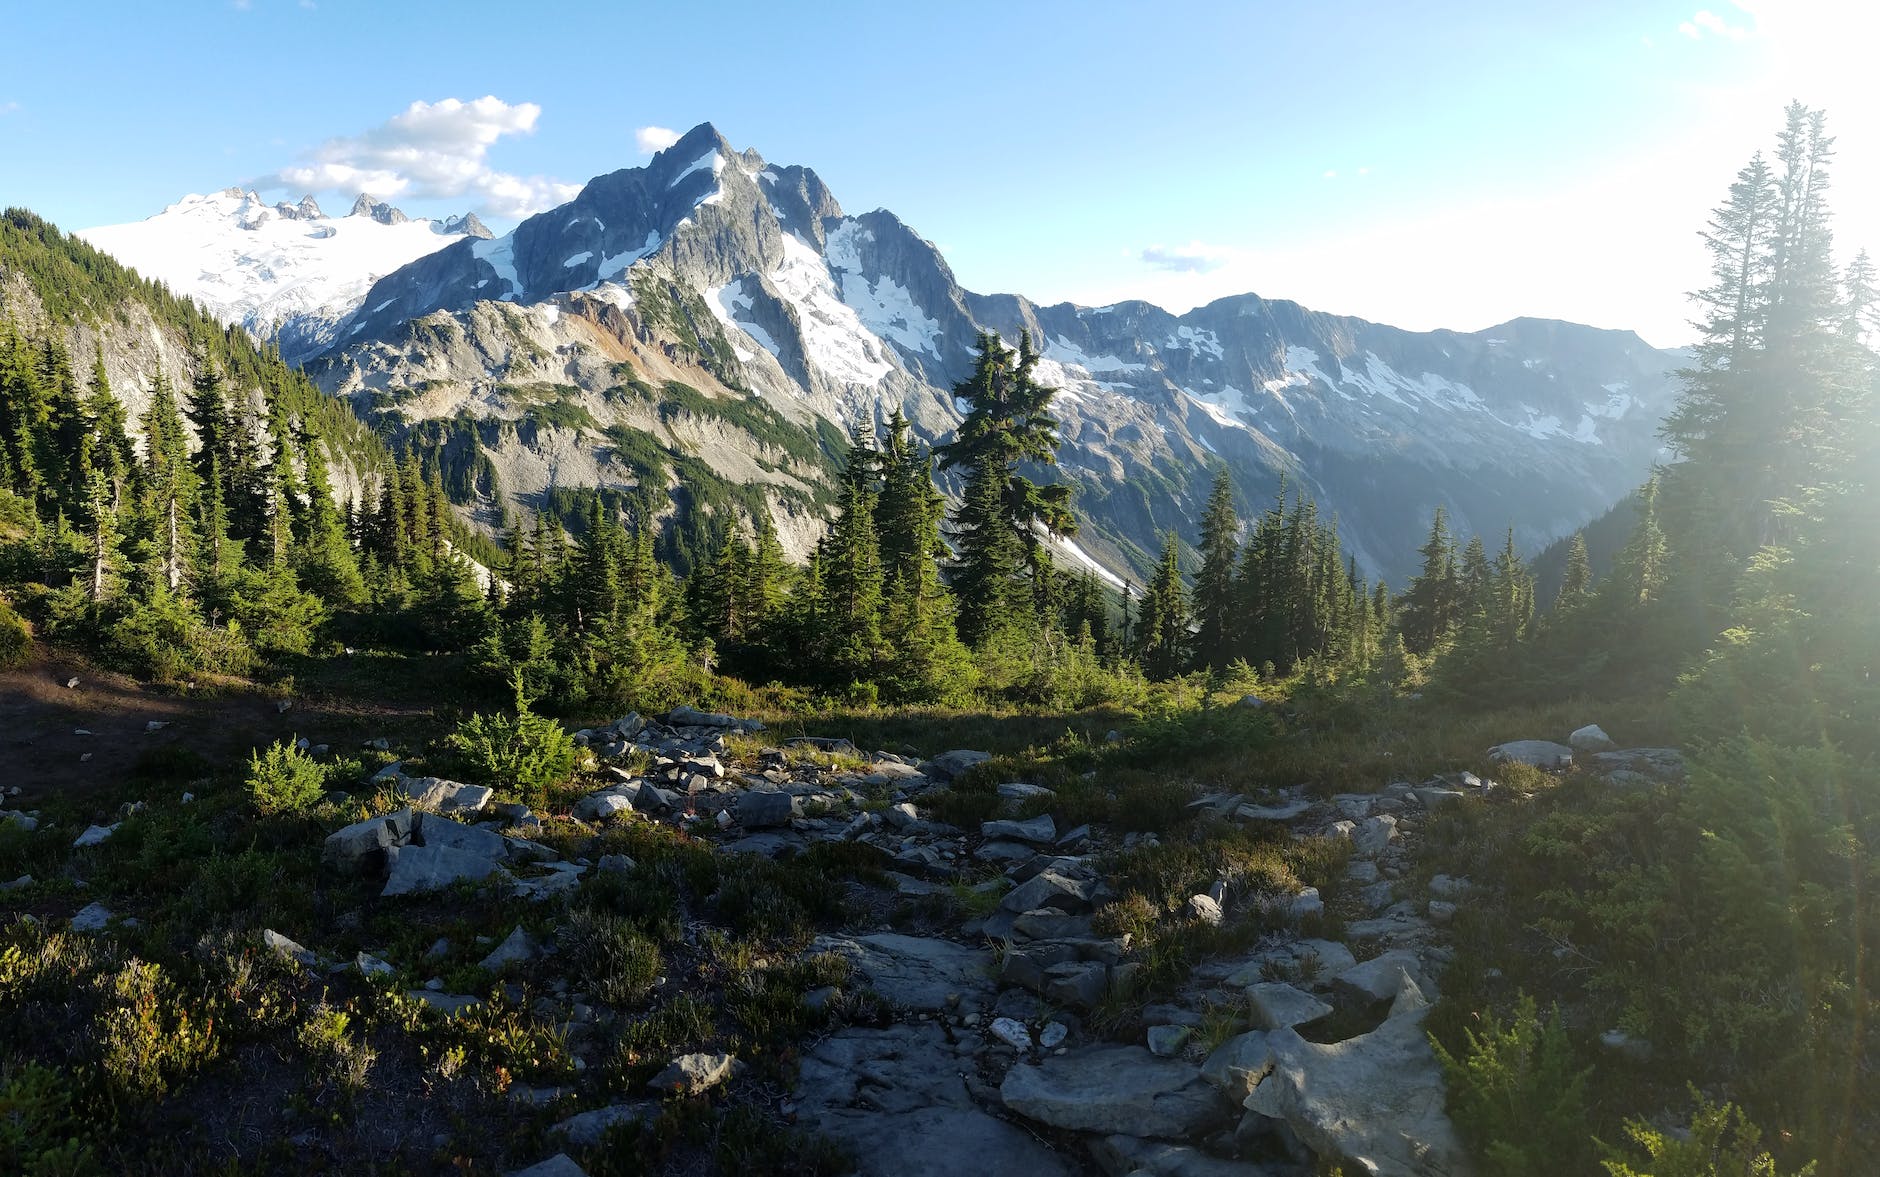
[1,0,1873,346]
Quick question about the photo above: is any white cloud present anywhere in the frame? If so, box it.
[1681,7,1752,39]
[1140,242,1237,274]
[254,96,578,218]
[1322,169,1338,179]
[635,125,681,153]
[0,101,19,116]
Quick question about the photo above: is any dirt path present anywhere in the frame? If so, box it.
[0,651,432,806]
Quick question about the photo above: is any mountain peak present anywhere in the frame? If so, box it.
[441,211,493,240]
[349,194,410,226]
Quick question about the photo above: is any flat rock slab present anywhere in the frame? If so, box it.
[1247,982,1333,1030]
[415,813,508,858]
[810,932,992,1011]
[1333,949,1431,1006]
[981,814,1056,845]
[796,1024,1075,1177]
[1245,1000,1470,1177]
[551,1103,654,1148]
[504,1155,587,1177]
[1090,1134,1283,1177]
[407,991,483,1016]
[1001,1043,1228,1139]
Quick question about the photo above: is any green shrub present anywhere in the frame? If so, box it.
[447,674,576,807]
[0,1062,102,1177]
[95,960,222,1101]
[245,737,326,814]
[0,595,29,669]
[1432,994,1593,1176]
[1601,1089,1816,1176]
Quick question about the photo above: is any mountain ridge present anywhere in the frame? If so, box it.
[79,122,1683,583]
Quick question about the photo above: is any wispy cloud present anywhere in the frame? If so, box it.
[0,101,19,116]
[635,126,681,154]
[1680,7,1752,39]
[1140,241,1236,274]
[253,96,577,218]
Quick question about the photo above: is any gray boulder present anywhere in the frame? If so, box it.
[381,844,506,897]
[1488,740,1574,769]
[401,777,493,815]
[1568,724,1616,752]
[1350,814,1399,857]
[1200,1030,1273,1102]
[999,869,1093,915]
[573,790,635,822]
[1001,1044,1228,1139]
[72,823,117,848]
[322,809,412,871]
[924,749,991,781]
[70,902,112,932]
[738,790,796,829]
[981,814,1056,845]
[263,928,316,967]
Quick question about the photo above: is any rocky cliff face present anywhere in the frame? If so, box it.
[118,123,1682,583]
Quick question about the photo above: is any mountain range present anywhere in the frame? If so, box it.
[77,123,1682,584]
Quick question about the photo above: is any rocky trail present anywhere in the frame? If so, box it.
[5,700,1687,1177]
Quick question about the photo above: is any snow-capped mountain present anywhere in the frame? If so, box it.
[88,124,1682,582]
[80,189,489,364]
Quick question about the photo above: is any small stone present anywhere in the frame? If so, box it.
[144,720,169,733]
[503,1152,589,1177]
[597,853,635,873]
[480,925,537,971]
[71,902,113,932]
[355,951,395,977]
[646,1051,736,1096]
[1185,894,1224,926]
[1038,1022,1069,1049]
[72,823,118,848]
[1146,1024,1191,1057]
[1288,887,1324,921]
[990,1016,1033,1050]
[263,929,317,968]
[1428,900,1457,924]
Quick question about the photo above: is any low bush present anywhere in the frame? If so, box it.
[448,674,577,807]
[245,737,326,815]
[561,909,662,1007]
[1431,993,1593,1176]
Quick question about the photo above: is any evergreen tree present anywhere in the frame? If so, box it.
[1193,467,1240,668]
[1556,531,1593,612]
[1136,532,1188,679]
[136,375,198,595]
[1400,506,1459,654]
[938,332,1073,648]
